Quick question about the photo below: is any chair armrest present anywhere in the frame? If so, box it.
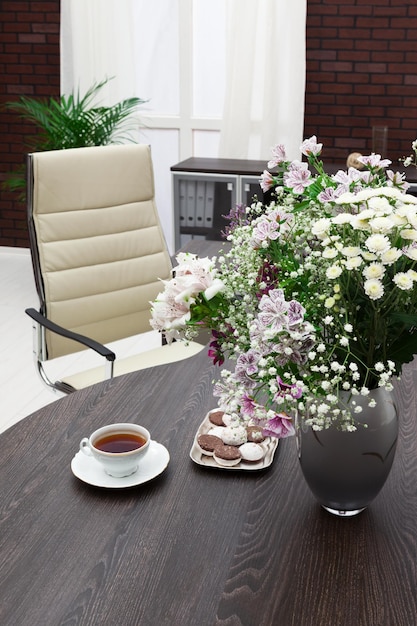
[25,308,116,362]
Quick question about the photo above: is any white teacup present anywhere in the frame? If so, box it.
[80,423,150,477]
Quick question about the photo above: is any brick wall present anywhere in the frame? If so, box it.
[1,1,417,247]
[0,1,60,247]
[305,0,417,163]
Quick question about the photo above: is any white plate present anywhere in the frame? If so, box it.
[71,440,170,488]
[190,411,279,471]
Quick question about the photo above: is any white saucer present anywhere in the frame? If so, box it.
[71,440,170,488]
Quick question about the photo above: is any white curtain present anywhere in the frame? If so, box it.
[219,0,306,161]
[60,0,138,104]
[60,0,306,249]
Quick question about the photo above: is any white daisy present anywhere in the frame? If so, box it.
[393,272,413,290]
[362,262,385,279]
[364,278,384,300]
[326,264,343,279]
[365,233,390,254]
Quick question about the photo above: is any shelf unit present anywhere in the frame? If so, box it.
[171,157,417,252]
[171,157,266,251]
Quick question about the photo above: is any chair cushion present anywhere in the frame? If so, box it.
[30,144,172,359]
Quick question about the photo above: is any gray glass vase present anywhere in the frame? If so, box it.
[296,388,398,517]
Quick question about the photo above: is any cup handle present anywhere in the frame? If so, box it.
[80,438,93,456]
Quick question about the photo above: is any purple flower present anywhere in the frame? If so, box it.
[256,261,281,298]
[222,203,249,237]
[263,413,295,439]
[241,394,257,417]
[358,154,391,169]
[284,161,313,194]
[208,330,226,366]
[251,218,280,247]
[300,135,323,157]
[260,170,275,193]
[268,144,287,168]
[273,376,303,401]
[236,350,260,376]
[287,300,306,326]
[386,170,410,191]
[258,289,288,332]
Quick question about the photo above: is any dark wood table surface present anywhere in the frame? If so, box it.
[1,240,416,626]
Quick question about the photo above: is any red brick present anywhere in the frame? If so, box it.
[354,62,387,73]
[339,51,371,62]
[33,23,59,33]
[19,34,48,44]
[356,17,390,28]
[355,40,389,51]
[17,12,45,22]
[321,61,354,72]
[388,63,417,74]
[341,6,373,16]
[372,28,406,40]
[337,28,372,39]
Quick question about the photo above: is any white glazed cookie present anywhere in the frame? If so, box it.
[221,425,247,446]
[222,413,240,427]
[239,442,265,462]
[208,426,226,438]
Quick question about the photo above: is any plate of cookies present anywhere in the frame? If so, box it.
[190,408,279,471]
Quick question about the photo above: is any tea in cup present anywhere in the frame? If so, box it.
[80,423,150,477]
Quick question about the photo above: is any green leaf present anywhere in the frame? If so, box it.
[389,312,417,328]
[2,77,147,198]
[387,331,417,367]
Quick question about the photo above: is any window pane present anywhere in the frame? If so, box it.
[133,0,180,115]
[193,1,225,118]
[193,130,220,157]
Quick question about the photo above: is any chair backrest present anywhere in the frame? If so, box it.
[27,144,172,359]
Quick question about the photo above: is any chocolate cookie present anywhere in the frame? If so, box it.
[213,444,242,467]
[208,409,225,427]
[197,433,222,456]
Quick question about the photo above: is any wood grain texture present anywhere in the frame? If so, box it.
[0,243,416,626]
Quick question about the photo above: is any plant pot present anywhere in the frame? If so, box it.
[296,388,398,517]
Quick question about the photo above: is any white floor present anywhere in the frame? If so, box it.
[0,247,161,434]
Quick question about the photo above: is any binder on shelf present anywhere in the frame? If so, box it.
[195,181,205,226]
[178,180,187,226]
[204,181,215,228]
[186,181,196,227]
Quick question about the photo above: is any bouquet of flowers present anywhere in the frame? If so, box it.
[151,137,417,438]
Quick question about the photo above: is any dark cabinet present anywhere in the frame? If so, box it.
[171,157,265,251]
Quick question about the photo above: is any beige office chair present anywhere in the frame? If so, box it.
[25,144,206,393]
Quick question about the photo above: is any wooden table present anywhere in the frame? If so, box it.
[1,242,416,626]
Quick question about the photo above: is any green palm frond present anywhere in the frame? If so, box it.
[2,78,147,197]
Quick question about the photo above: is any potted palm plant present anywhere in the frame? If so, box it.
[2,77,146,199]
